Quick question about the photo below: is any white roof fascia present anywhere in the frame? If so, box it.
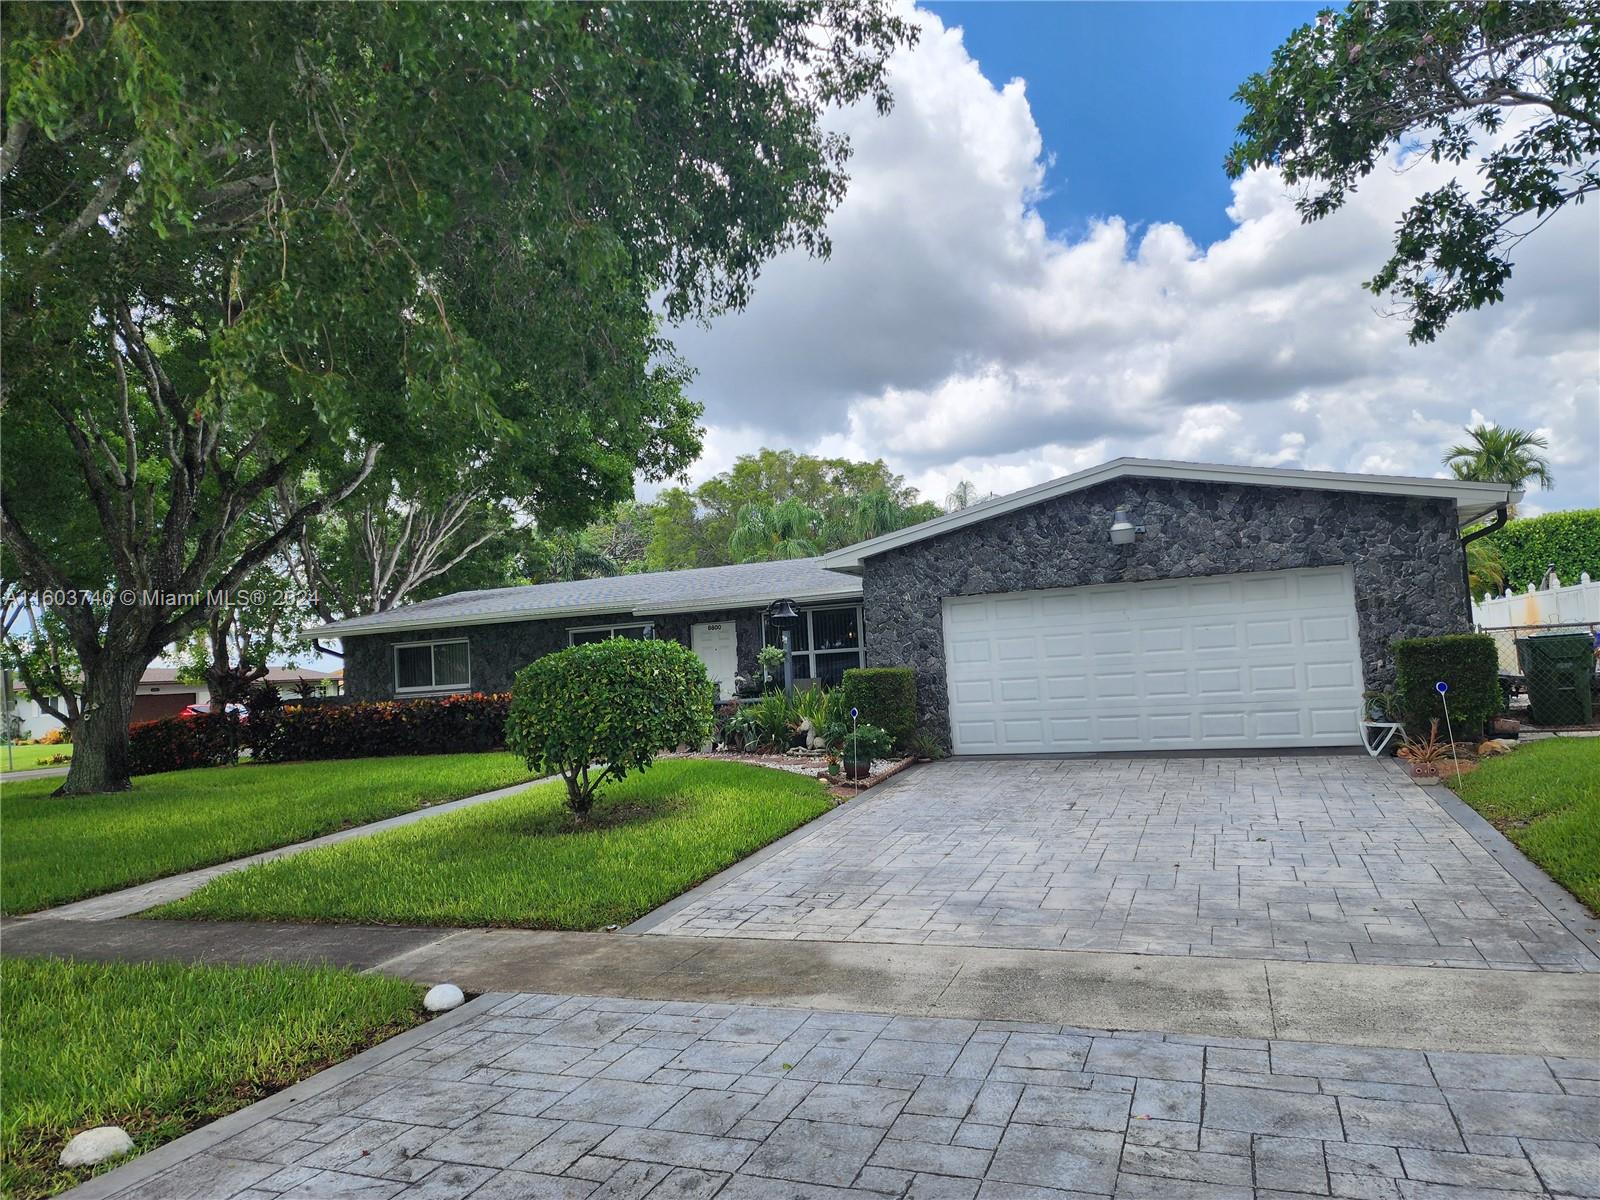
[821,458,1514,571]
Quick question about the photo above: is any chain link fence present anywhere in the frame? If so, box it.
[1477,622,1600,728]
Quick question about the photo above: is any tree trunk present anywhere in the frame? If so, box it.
[55,654,145,795]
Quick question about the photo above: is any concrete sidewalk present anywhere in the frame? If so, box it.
[57,989,1600,1200]
[29,774,553,921]
[6,917,1595,1057]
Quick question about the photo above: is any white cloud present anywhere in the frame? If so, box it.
[664,7,1600,515]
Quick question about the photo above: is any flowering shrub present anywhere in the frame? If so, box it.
[128,713,239,775]
[247,692,510,763]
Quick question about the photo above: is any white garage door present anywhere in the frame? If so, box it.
[943,566,1364,755]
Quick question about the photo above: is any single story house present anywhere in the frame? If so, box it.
[313,459,1514,756]
[4,666,343,740]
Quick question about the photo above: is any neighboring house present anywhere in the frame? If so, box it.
[5,666,343,740]
[314,459,1513,756]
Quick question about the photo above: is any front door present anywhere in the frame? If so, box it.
[691,622,739,701]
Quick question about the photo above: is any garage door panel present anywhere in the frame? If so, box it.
[1302,615,1354,643]
[942,567,1363,754]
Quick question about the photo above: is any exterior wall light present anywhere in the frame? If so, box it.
[1109,508,1145,546]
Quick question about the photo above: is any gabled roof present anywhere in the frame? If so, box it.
[820,458,1515,571]
[310,556,861,639]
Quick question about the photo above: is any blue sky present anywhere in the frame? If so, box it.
[921,1,1322,246]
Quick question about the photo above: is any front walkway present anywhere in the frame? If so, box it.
[67,991,1600,1200]
[641,756,1599,972]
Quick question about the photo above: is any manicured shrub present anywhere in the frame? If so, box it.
[506,638,714,815]
[1485,509,1600,592]
[247,693,510,763]
[839,667,917,749]
[1392,634,1501,739]
[128,713,239,775]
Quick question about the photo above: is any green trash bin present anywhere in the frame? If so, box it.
[1515,633,1596,726]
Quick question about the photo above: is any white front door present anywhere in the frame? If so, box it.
[942,565,1364,755]
[691,622,739,700]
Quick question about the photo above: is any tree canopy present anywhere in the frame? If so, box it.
[1229,1,1600,342]
[1,1,915,792]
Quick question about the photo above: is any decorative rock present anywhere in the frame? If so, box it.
[423,983,464,1012]
[60,1126,134,1167]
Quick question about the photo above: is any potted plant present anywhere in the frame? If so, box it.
[1362,691,1400,722]
[841,723,892,780]
[756,645,786,692]
[1398,719,1450,782]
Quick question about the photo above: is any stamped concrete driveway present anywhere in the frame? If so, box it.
[86,992,1600,1200]
[642,756,1598,973]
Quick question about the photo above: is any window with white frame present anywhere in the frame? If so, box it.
[567,622,654,646]
[393,639,470,694]
[763,605,863,687]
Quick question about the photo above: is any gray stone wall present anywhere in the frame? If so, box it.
[861,478,1470,745]
[341,607,766,701]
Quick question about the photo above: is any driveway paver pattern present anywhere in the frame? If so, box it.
[644,756,1598,972]
[105,992,1600,1199]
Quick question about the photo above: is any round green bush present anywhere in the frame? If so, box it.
[506,638,714,814]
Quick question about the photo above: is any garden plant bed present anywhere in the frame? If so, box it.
[1,957,422,1200]
[1,752,540,914]
[1446,736,1600,914]
[154,760,833,929]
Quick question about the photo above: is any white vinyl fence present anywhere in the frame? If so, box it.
[1473,573,1600,674]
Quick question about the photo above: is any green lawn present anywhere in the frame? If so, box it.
[2,744,73,771]
[1449,737,1600,914]
[158,760,833,929]
[2,957,422,1200]
[1,753,539,914]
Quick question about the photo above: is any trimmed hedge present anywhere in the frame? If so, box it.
[128,713,240,775]
[840,667,917,750]
[1485,509,1600,592]
[506,638,713,813]
[1392,634,1501,739]
[247,693,509,763]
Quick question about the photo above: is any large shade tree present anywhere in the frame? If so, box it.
[1,1,915,793]
[1229,2,1599,343]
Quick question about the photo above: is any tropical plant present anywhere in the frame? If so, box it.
[729,499,826,562]
[716,704,760,753]
[1229,3,1600,342]
[1466,537,1508,599]
[1444,425,1555,499]
[506,639,714,815]
[903,728,949,760]
[750,691,799,752]
[1398,719,1453,775]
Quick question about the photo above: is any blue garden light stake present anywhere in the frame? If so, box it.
[1436,681,1461,780]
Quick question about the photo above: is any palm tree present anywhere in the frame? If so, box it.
[1465,537,1506,600]
[849,489,905,542]
[728,499,823,561]
[1443,425,1554,495]
[945,480,980,511]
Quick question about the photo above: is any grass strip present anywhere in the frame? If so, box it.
[157,759,833,929]
[1,957,422,1200]
[2,752,538,913]
[1448,736,1600,915]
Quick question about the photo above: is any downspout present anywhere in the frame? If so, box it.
[1459,504,1510,626]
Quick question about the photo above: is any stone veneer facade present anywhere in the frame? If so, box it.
[860,478,1470,746]
[342,607,766,701]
